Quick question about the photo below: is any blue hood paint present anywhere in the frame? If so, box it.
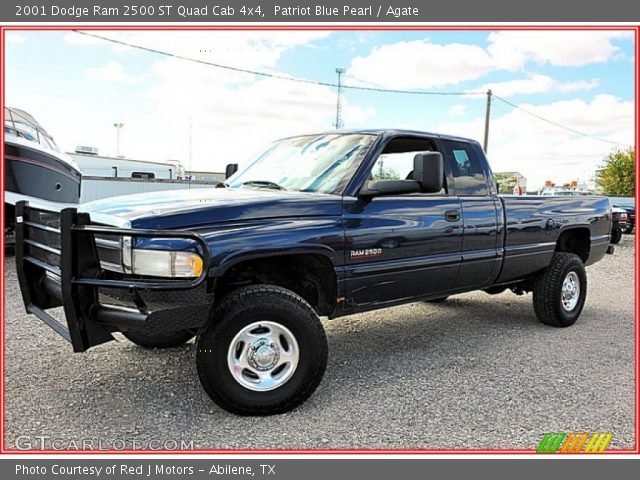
[81,187,342,229]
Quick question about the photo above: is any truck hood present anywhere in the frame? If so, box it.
[80,187,343,229]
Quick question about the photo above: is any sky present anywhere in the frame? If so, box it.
[5,29,635,190]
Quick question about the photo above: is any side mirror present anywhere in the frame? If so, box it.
[360,180,421,197]
[413,152,443,193]
[225,163,238,179]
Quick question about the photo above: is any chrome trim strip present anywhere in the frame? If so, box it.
[349,252,463,276]
[461,248,503,262]
[95,237,122,249]
[504,242,556,256]
[100,260,124,273]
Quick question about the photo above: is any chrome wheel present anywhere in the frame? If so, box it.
[227,321,299,392]
[561,271,580,312]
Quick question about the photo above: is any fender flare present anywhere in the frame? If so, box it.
[209,244,337,277]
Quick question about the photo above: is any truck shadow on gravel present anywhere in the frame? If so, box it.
[5,288,630,450]
[109,294,548,410]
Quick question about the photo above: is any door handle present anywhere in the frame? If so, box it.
[445,210,460,222]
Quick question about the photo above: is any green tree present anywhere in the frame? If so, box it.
[599,148,635,196]
[372,160,399,180]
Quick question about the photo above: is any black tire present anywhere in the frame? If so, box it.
[533,252,587,328]
[425,296,449,303]
[611,228,622,244]
[123,330,194,349]
[196,285,328,416]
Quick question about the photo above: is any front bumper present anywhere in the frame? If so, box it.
[14,201,212,352]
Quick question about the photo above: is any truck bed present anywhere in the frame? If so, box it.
[497,195,611,283]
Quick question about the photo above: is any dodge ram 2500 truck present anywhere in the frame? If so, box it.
[15,129,613,415]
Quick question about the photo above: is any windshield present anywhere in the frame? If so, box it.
[227,133,376,195]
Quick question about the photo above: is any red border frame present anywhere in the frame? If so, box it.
[0,24,637,456]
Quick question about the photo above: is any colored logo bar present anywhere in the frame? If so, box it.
[537,432,613,453]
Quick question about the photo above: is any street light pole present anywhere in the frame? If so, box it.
[113,122,124,156]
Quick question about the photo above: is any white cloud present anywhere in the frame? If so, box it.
[85,61,146,83]
[6,33,27,44]
[66,30,332,67]
[437,94,634,190]
[471,74,600,97]
[555,79,601,93]
[448,104,467,116]
[348,40,495,89]
[124,62,374,167]
[59,31,372,169]
[487,31,634,69]
[16,30,632,183]
[347,31,632,90]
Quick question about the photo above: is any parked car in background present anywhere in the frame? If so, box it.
[609,197,635,234]
[611,206,629,244]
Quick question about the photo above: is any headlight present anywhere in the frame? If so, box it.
[116,236,203,278]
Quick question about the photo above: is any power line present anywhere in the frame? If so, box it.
[74,31,632,149]
[492,94,631,148]
[72,30,485,97]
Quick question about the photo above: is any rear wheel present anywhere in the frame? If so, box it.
[196,285,328,416]
[123,330,194,349]
[533,252,587,327]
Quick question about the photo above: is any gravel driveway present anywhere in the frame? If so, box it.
[4,236,635,451]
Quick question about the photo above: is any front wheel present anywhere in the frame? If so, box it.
[196,285,328,416]
[533,252,587,327]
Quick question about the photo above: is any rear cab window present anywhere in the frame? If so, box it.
[442,139,491,196]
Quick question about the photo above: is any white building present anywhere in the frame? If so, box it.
[68,146,185,180]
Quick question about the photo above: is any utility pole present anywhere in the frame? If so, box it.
[188,118,192,189]
[113,122,124,156]
[483,89,492,153]
[334,68,345,129]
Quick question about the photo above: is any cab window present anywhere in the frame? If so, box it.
[443,140,489,195]
[370,136,446,194]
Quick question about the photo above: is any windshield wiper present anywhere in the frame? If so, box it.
[241,180,287,191]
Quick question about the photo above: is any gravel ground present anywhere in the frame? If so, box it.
[4,236,635,451]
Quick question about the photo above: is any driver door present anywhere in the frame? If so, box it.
[341,137,462,312]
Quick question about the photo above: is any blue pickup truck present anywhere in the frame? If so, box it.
[15,129,612,415]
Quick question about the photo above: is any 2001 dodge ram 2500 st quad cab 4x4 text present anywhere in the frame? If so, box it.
[15,129,613,415]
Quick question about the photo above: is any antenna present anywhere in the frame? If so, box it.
[334,68,346,129]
